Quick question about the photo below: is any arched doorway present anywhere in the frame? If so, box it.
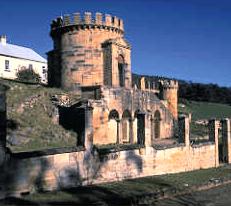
[118,55,125,87]
[108,110,119,143]
[135,110,145,145]
[122,110,131,143]
[154,110,161,139]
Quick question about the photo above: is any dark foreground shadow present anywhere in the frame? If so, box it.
[1,197,39,206]
[0,186,135,206]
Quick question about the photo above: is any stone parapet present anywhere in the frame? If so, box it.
[50,12,124,36]
[159,79,178,90]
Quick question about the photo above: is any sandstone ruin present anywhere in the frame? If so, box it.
[0,12,230,197]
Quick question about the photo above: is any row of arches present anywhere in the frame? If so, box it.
[108,109,161,144]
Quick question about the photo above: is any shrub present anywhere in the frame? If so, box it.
[16,68,41,84]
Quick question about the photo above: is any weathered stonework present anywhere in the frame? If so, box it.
[48,12,129,90]
[221,119,231,163]
[48,12,178,145]
[0,11,229,198]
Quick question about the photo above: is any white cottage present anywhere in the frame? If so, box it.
[0,35,47,83]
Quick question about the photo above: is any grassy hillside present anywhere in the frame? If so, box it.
[179,99,231,120]
[179,99,231,138]
[2,79,78,152]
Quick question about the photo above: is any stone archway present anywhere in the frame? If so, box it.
[135,110,145,145]
[108,110,120,143]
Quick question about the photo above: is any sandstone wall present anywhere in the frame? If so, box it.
[0,117,223,197]
[91,87,175,145]
[0,142,217,197]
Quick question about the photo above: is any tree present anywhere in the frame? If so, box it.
[16,67,41,84]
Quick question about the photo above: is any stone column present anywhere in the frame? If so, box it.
[144,114,151,147]
[0,88,6,166]
[178,116,190,146]
[84,105,94,150]
[221,118,231,163]
[129,118,134,144]
[140,77,145,90]
[117,119,123,144]
[116,119,120,144]
[209,119,219,167]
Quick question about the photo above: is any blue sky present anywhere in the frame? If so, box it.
[0,0,231,86]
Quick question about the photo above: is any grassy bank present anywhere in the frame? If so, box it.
[1,79,78,152]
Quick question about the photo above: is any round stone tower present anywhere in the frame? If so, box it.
[48,12,131,90]
[159,80,178,119]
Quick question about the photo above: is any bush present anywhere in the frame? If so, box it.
[16,68,41,84]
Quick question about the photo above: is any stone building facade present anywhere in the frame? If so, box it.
[48,12,178,146]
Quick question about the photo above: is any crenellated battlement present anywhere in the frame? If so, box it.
[50,12,124,35]
[159,79,178,89]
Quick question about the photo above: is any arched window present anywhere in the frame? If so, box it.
[118,55,125,87]
[109,109,119,120]
[154,110,161,139]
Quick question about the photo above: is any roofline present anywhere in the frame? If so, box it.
[0,53,47,64]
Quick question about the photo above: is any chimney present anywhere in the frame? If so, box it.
[0,35,7,45]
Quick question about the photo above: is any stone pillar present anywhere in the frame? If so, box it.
[178,116,190,146]
[117,119,123,144]
[84,105,94,150]
[0,87,6,166]
[144,114,151,147]
[129,118,134,144]
[140,77,145,90]
[209,119,219,167]
[116,119,120,144]
[221,118,231,163]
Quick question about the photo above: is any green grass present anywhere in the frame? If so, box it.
[179,99,231,138]
[179,99,231,121]
[1,79,79,152]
